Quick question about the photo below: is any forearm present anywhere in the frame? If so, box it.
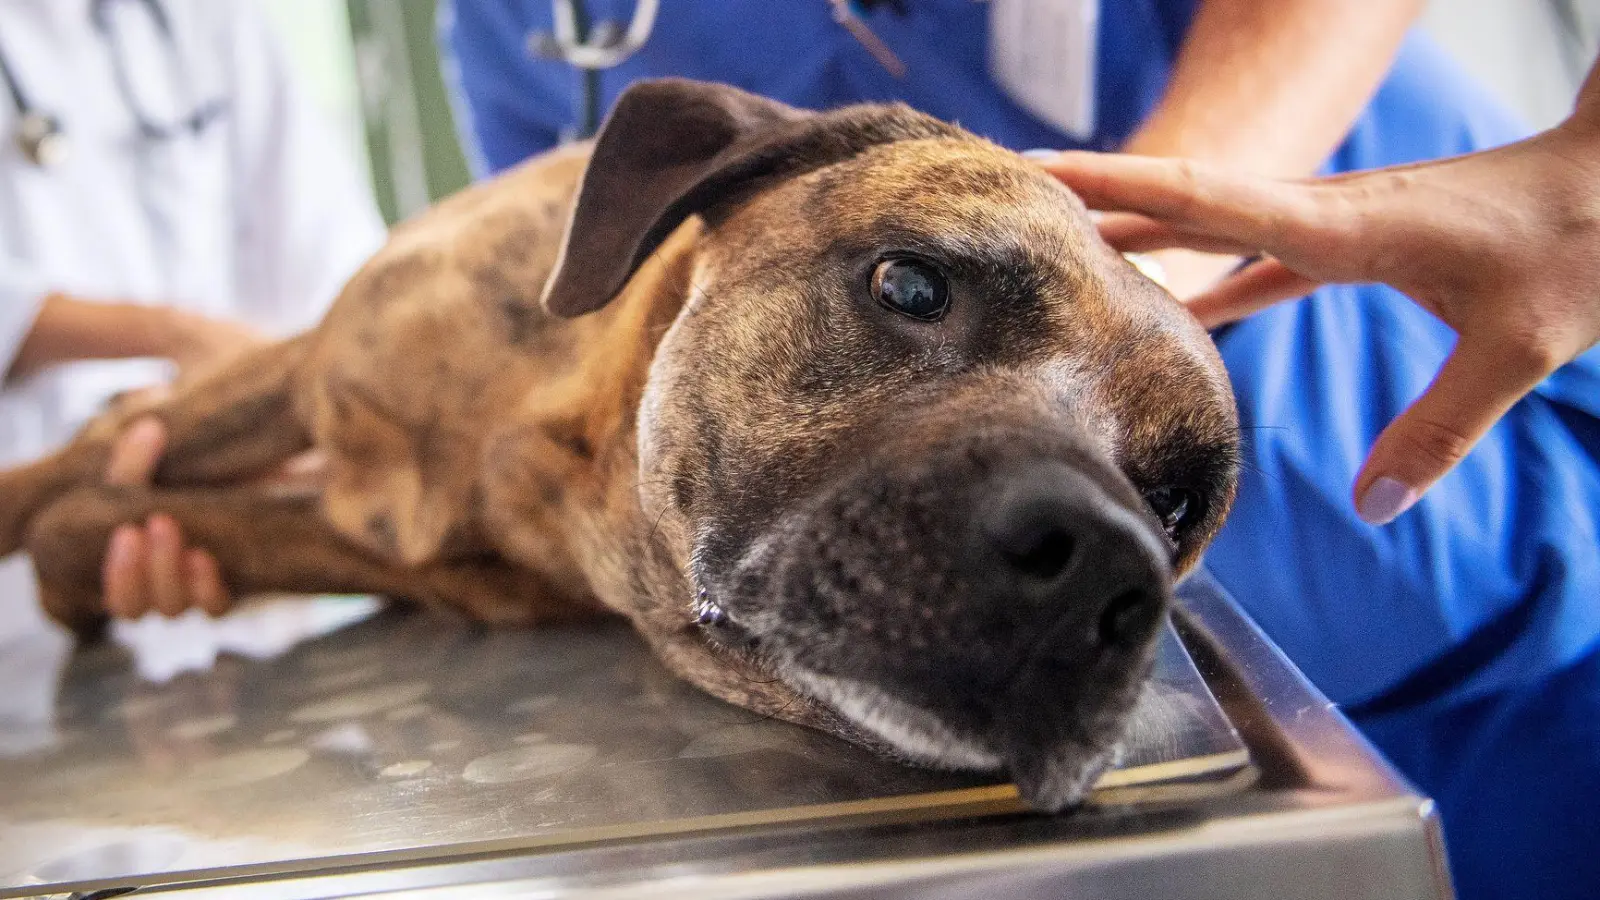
[1125,0,1424,175]
[6,293,186,381]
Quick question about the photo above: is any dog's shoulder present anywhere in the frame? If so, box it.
[318,143,597,355]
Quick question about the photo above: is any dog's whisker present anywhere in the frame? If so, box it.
[643,501,673,549]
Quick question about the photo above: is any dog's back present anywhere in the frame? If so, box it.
[294,143,594,567]
[0,142,610,620]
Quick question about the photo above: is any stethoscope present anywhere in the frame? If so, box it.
[0,0,228,167]
[529,0,908,139]
[527,0,661,139]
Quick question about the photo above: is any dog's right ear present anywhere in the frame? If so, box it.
[541,78,956,317]
[540,79,806,317]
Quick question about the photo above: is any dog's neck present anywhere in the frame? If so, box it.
[487,221,703,623]
[574,222,703,479]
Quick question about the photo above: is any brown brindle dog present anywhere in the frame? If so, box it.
[0,79,1239,812]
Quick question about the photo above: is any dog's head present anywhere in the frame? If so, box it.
[545,80,1240,811]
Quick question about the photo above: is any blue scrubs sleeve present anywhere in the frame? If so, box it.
[439,0,566,174]
[1204,33,1600,900]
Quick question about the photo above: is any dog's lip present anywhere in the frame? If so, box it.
[782,662,1120,811]
[694,592,1128,812]
[781,665,1005,771]
[690,531,1135,812]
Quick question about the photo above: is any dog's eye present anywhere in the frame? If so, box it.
[1143,487,1202,540]
[871,258,949,321]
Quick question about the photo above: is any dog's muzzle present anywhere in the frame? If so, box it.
[698,416,1173,812]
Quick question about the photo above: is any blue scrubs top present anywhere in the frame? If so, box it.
[442,4,1600,897]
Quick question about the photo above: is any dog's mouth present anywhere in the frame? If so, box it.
[674,401,1179,813]
[692,598,1006,771]
[689,586,1138,812]
[783,667,1006,770]
[689,475,1167,814]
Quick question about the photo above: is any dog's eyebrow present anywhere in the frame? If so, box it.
[829,229,1067,285]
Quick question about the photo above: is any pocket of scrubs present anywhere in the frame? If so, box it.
[987,0,1099,141]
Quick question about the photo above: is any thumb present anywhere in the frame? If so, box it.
[1354,333,1549,524]
[105,417,168,486]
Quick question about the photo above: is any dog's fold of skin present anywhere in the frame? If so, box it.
[0,79,1240,813]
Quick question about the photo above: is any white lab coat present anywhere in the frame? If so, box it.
[0,0,386,642]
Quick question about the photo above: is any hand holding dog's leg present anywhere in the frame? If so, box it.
[1,337,309,563]
[30,483,581,629]
[101,417,233,619]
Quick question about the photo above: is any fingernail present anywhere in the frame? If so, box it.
[1357,476,1419,525]
[1020,148,1060,161]
[147,514,181,548]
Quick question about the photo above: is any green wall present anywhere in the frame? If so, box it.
[345,0,473,224]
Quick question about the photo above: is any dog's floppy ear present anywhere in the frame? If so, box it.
[541,78,958,317]
[540,80,804,318]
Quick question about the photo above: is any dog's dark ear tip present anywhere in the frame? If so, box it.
[539,276,607,319]
[537,79,806,320]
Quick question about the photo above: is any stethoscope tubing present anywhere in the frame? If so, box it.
[0,0,228,165]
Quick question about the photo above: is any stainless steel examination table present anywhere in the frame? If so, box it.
[0,571,1451,899]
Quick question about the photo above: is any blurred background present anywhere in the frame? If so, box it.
[270,0,469,225]
[280,0,1600,225]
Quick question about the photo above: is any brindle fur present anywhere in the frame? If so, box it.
[0,80,1239,810]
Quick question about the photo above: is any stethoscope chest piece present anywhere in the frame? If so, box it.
[16,109,65,166]
[1,0,225,167]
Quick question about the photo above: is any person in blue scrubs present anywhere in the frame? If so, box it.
[440,4,1599,898]
[1046,63,1600,900]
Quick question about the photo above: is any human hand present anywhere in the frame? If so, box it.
[164,310,266,384]
[1037,128,1600,524]
[102,417,231,618]
[99,416,327,619]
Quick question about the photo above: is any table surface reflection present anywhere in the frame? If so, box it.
[0,588,1247,897]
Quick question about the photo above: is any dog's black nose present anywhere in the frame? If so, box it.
[978,460,1168,647]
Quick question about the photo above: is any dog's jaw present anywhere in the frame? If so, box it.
[688,508,1145,814]
[782,667,1004,771]
[736,639,1127,812]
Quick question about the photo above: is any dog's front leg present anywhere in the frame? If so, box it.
[0,336,313,558]
[24,483,600,635]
